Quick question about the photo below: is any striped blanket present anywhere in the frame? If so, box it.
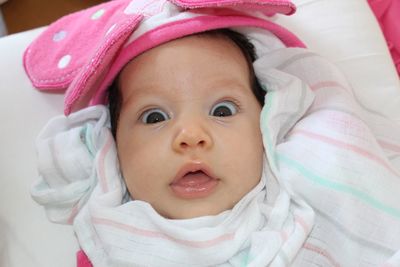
[256,48,400,266]
[31,47,400,266]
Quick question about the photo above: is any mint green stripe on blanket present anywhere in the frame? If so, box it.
[278,154,400,219]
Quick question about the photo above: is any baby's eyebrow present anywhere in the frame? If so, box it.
[198,78,252,98]
[121,84,182,110]
[123,77,250,105]
[123,83,170,98]
[207,78,250,91]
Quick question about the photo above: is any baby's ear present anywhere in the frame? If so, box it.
[169,0,296,16]
[23,0,143,92]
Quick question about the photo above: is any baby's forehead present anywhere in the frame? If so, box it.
[125,31,250,66]
[120,34,251,84]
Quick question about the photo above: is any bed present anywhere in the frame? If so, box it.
[0,0,399,266]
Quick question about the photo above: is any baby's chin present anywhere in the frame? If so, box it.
[156,200,236,220]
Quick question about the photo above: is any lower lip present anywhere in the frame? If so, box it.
[170,173,219,199]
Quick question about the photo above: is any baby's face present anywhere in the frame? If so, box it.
[116,34,264,219]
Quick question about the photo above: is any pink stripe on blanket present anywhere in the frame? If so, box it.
[303,243,341,267]
[98,133,114,193]
[310,81,350,94]
[295,215,311,234]
[67,203,79,224]
[378,140,400,153]
[92,217,235,248]
[292,129,399,176]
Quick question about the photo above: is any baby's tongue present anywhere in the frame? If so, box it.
[170,170,218,199]
[176,171,211,186]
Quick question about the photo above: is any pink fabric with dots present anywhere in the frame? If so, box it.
[24,0,139,90]
[23,0,303,115]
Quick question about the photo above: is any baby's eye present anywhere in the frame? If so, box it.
[141,108,170,124]
[210,101,238,117]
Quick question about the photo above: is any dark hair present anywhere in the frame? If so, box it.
[108,29,265,138]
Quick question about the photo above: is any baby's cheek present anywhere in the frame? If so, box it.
[120,147,167,200]
[241,134,264,183]
[122,166,151,201]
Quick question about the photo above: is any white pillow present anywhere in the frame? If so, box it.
[0,29,76,267]
[0,1,398,267]
[276,0,400,122]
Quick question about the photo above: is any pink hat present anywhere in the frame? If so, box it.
[23,0,305,115]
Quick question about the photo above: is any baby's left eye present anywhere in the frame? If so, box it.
[210,101,238,117]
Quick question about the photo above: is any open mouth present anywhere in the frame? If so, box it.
[176,170,212,185]
[170,166,219,199]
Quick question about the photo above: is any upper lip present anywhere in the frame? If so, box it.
[171,162,218,185]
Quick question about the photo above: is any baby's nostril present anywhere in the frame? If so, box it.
[180,142,188,148]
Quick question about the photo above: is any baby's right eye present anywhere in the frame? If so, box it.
[141,108,170,124]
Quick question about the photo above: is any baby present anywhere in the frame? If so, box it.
[27,0,300,262]
[26,0,400,266]
[108,29,265,219]
[26,0,304,264]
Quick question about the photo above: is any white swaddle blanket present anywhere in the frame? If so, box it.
[31,47,400,266]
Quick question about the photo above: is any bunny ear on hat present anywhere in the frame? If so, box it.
[23,0,143,91]
[24,0,300,115]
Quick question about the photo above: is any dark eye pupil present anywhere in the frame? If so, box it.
[213,106,232,117]
[146,112,166,124]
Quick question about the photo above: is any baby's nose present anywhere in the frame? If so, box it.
[172,122,213,153]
